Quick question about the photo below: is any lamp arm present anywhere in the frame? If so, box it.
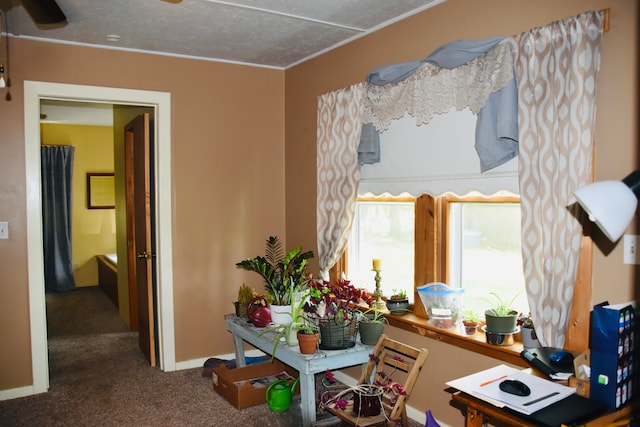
[622,169,640,198]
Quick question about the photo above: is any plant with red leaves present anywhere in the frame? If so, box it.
[303,279,372,322]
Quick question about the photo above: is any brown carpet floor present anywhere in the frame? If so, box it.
[0,287,423,427]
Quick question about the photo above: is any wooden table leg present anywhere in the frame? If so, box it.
[466,406,485,427]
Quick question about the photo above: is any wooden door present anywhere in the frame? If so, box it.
[124,113,156,366]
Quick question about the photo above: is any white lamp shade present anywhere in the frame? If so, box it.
[574,180,638,242]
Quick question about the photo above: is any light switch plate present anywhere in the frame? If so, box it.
[623,234,639,265]
[0,222,8,239]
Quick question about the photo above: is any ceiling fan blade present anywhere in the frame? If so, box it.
[20,0,66,24]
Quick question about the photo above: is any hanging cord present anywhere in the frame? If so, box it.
[1,10,10,101]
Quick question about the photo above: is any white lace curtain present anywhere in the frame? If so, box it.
[361,38,515,132]
[316,11,605,347]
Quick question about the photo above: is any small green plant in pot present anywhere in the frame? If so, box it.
[295,317,320,354]
[483,292,520,334]
[386,288,410,314]
[462,310,482,335]
[517,312,540,348]
[357,308,387,345]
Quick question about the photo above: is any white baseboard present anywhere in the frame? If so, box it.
[0,385,41,401]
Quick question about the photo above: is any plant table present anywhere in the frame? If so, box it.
[225,314,372,426]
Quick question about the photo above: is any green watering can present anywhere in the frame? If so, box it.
[265,377,300,412]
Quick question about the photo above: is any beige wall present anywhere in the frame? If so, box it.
[0,38,284,389]
[284,0,637,424]
[41,123,116,287]
[0,0,637,424]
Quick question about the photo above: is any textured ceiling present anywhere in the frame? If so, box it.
[1,0,445,69]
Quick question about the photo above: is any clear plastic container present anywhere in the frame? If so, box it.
[417,282,464,329]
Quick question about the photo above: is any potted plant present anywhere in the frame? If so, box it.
[295,319,320,354]
[357,308,387,345]
[483,292,520,334]
[517,312,539,348]
[462,310,482,335]
[303,279,371,349]
[233,283,255,318]
[385,289,410,314]
[259,281,315,357]
[319,363,406,418]
[236,235,314,325]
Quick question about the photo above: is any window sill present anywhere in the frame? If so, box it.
[384,312,529,368]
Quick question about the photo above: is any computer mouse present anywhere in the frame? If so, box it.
[499,379,531,396]
[549,350,573,366]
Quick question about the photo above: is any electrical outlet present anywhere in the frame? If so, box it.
[0,222,8,239]
[623,234,639,265]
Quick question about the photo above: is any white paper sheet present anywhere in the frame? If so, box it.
[446,365,521,408]
[447,365,576,415]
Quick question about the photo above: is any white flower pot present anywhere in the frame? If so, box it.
[270,304,293,325]
[521,326,540,348]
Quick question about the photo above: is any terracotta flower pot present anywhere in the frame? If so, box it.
[463,320,479,335]
[297,331,319,354]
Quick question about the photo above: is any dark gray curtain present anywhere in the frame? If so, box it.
[41,146,76,292]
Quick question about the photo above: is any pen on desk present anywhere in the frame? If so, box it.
[523,391,560,406]
[479,375,508,387]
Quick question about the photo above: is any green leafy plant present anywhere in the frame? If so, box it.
[259,283,318,359]
[357,307,388,325]
[236,235,314,305]
[483,292,520,317]
[295,320,318,335]
[463,309,482,324]
[390,289,407,300]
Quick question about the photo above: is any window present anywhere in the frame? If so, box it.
[344,192,528,317]
[443,194,528,317]
[347,197,415,302]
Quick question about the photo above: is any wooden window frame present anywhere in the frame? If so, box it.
[332,193,592,365]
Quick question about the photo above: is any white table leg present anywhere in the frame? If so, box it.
[299,372,316,426]
[233,334,246,367]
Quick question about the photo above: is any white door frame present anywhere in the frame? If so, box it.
[24,81,176,394]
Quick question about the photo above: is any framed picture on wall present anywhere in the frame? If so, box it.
[87,172,115,209]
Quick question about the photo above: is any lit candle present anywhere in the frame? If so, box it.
[372,258,382,271]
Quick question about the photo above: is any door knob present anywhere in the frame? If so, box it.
[137,251,154,259]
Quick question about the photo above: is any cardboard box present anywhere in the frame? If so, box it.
[212,360,299,409]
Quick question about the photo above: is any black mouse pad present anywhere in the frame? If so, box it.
[506,394,606,426]
[522,347,575,375]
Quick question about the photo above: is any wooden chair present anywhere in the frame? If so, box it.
[326,334,429,426]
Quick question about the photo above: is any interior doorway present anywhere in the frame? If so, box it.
[40,103,158,366]
[24,82,175,395]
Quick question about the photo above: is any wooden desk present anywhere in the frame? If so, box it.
[225,314,372,426]
[451,391,638,427]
